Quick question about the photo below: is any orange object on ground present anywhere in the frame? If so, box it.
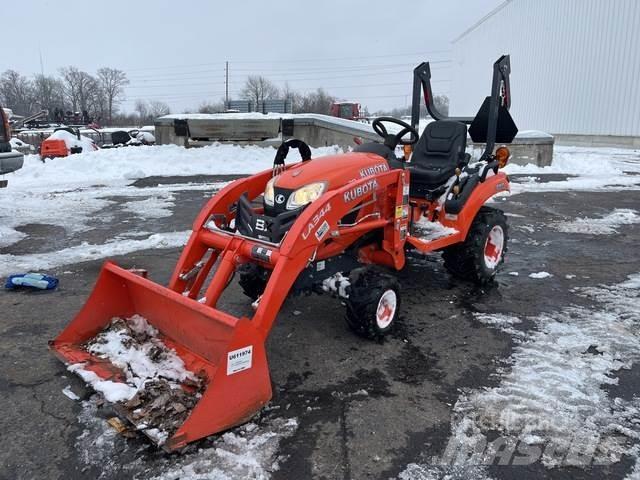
[40,139,69,158]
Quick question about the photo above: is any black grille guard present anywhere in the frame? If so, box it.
[235,194,302,244]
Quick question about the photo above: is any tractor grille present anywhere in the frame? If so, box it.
[236,194,301,243]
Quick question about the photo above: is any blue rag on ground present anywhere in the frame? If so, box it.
[4,273,59,290]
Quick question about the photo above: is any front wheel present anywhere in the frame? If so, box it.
[442,207,508,285]
[346,269,400,340]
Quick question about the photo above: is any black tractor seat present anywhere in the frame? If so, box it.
[407,120,469,198]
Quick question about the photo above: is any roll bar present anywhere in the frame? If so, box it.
[411,55,516,160]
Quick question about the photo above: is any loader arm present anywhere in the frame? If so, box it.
[51,165,408,451]
[173,167,408,335]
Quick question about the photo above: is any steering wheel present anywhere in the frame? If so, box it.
[372,116,419,150]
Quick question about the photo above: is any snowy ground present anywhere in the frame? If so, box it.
[401,274,640,478]
[0,144,340,275]
[503,146,640,193]
[1,144,638,277]
[1,143,640,479]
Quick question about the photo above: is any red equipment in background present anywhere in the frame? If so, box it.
[330,101,361,120]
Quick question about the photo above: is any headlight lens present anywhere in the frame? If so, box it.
[264,177,276,206]
[287,182,327,209]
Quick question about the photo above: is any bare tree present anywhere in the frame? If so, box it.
[147,100,170,118]
[282,82,301,112]
[59,67,100,115]
[374,94,448,119]
[135,99,170,123]
[241,76,279,107]
[197,100,224,113]
[134,99,149,121]
[0,70,35,115]
[434,95,449,116]
[32,74,65,115]
[97,68,129,125]
[297,88,336,115]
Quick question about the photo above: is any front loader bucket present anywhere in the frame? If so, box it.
[50,261,272,451]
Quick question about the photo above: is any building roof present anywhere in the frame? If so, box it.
[451,0,513,44]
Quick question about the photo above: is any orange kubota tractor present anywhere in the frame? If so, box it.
[51,56,518,451]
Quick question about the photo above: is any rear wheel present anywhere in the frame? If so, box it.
[238,263,269,300]
[346,269,400,340]
[442,207,508,285]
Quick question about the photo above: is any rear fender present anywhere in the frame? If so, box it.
[442,172,509,239]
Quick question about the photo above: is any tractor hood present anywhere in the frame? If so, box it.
[265,151,392,215]
[275,152,391,191]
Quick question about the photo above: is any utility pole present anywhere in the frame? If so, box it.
[225,61,229,108]
[39,47,44,76]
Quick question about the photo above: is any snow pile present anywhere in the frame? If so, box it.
[74,395,298,479]
[529,271,552,279]
[70,315,203,444]
[504,145,640,193]
[554,209,640,235]
[86,315,199,388]
[10,144,341,190]
[401,273,640,475]
[0,187,112,244]
[9,137,35,153]
[76,397,124,469]
[0,230,190,276]
[322,272,351,298]
[0,181,218,252]
[399,464,493,480]
[122,194,175,219]
[134,131,155,144]
[150,418,299,480]
[75,397,143,478]
[412,217,459,241]
[46,129,98,153]
[62,385,80,400]
[1,142,338,252]
[0,224,27,248]
[512,130,554,139]
[474,313,521,328]
[68,365,137,403]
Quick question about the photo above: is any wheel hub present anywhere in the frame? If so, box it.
[484,225,504,269]
[376,289,397,329]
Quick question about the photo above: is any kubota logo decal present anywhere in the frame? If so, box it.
[302,204,331,240]
[344,179,379,203]
[275,194,285,204]
[359,163,388,178]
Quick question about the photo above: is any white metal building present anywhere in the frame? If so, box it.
[448,0,640,145]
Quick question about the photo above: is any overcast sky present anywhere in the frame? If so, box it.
[3,0,503,114]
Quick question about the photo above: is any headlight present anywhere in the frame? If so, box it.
[264,177,276,206]
[287,182,327,209]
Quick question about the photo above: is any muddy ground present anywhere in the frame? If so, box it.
[1,174,639,480]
